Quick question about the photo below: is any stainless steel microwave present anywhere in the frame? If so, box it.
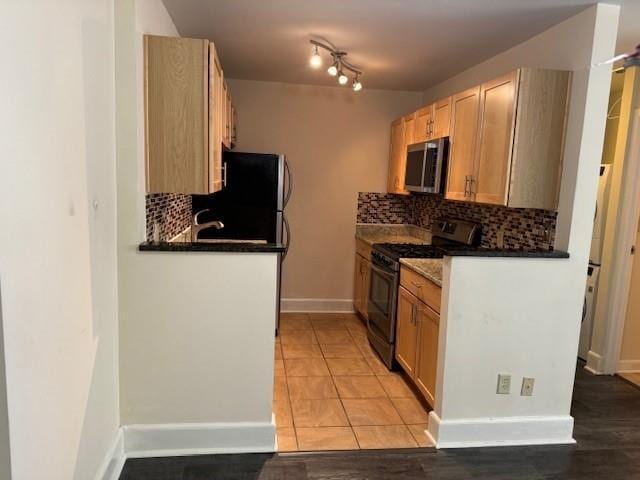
[404,138,449,194]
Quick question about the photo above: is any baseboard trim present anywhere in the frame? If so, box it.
[124,420,276,458]
[427,411,575,449]
[281,298,354,313]
[94,428,125,480]
[585,350,604,374]
[95,420,276,479]
[617,359,640,372]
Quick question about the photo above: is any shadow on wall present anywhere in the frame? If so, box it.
[72,17,119,480]
[0,281,12,479]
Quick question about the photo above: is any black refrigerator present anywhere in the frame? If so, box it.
[192,151,291,328]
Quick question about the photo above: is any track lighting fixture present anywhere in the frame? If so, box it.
[309,39,364,91]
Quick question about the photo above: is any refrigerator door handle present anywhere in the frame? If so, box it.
[284,158,293,208]
[282,214,291,260]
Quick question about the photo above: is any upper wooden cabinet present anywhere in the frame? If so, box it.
[445,68,570,209]
[446,86,481,202]
[145,35,236,194]
[388,97,451,194]
[414,97,451,143]
[387,117,408,194]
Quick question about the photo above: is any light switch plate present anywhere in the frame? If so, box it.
[497,373,511,394]
[521,377,535,396]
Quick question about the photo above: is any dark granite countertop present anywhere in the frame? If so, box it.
[139,241,286,253]
[439,247,569,258]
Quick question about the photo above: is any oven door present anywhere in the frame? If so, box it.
[367,263,398,343]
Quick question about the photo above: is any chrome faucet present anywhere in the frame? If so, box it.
[191,209,224,241]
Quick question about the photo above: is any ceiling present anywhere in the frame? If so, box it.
[162,0,638,92]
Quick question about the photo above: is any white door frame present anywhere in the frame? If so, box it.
[603,105,640,373]
[591,65,640,374]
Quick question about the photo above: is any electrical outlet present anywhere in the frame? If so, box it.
[497,374,511,394]
[521,377,535,396]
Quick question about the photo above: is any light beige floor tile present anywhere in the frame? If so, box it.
[309,313,349,329]
[341,398,403,426]
[274,359,286,377]
[353,425,418,449]
[619,372,640,387]
[282,343,324,359]
[349,328,370,346]
[280,330,318,346]
[333,376,386,399]
[378,374,415,398]
[296,427,359,451]
[363,353,393,375]
[406,424,433,447]
[320,343,363,359]
[279,313,312,331]
[274,343,283,360]
[326,358,374,376]
[290,398,349,427]
[315,329,354,345]
[276,427,298,451]
[390,397,430,424]
[343,314,366,330]
[288,376,338,400]
[273,399,293,427]
[285,358,330,376]
[273,376,288,401]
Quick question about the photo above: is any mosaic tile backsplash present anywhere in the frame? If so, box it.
[145,193,192,241]
[357,192,557,250]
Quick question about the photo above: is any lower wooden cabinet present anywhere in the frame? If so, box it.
[353,253,371,319]
[414,303,439,406]
[396,286,420,376]
[395,267,441,407]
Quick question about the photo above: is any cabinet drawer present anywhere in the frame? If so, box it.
[355,238,372,260]
[400,266,441,313]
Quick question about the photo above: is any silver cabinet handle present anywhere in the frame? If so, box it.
[464,175,470,197]
[222,162,228,187]
[411,304,416,325]
[469,176,475,196]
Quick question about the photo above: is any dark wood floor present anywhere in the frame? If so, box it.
[119,364,640,479]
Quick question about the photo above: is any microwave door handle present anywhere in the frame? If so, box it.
[284,158,293,208]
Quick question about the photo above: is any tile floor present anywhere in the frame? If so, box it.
[619,371,640,387]
[274,312,433,452]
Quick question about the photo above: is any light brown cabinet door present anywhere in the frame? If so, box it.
[387,117,407,194]
[404,113,416,147]
[145,35,209,194]
[415,304,439,407]
[431,97,451,139]
[353,254,370,316]
[208,42,224,193]
[474,71,519,205]
[414,106,431,143]
[362,257,370,319]
[446,87,480,201]
[395,286,419,377]
[353,255,363,314]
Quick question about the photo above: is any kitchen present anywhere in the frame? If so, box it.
[3,1,637,479]
[138,14,575,452]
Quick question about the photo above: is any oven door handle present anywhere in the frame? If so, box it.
[369,262,396,281]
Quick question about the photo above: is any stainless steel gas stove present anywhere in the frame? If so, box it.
[367,218,481,369]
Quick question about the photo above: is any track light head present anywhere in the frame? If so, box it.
[338,71,349,85]
[310,45,322,68]
[353,76,362,91]
[327,61,338,76]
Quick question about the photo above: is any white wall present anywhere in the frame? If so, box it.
[424,4,619,447]
[0,1,119,478]
[228,80,422,309]
[115,0,278,453]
